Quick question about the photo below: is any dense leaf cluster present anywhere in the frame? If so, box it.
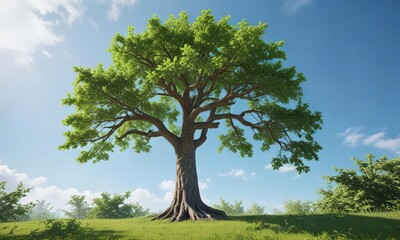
[316,154,400,212]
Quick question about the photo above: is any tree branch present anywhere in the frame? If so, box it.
[195,122,220,129]
[117,129,162,140]
[194,109,217,149]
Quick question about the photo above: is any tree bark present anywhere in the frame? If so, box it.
[152,131,227,222]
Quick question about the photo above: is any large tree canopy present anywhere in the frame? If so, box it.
[60,10,322,221]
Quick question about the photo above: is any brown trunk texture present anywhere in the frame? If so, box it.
[152,141,227,222]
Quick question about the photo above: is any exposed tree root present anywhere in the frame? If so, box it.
[152,200,227,222]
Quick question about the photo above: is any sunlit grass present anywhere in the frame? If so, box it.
[1,211,399,239]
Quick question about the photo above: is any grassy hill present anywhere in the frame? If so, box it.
[1,211,399,239]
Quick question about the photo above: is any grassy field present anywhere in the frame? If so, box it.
[1,212,399,240]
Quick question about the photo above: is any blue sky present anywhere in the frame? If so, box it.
[0,0,399,213]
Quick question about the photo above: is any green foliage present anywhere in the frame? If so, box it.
[246,203,265,215]
[64,195,91,219]
[283,200,315,215]
[29,200,57,220]
[88,192,149,219]
[0,182,35,222]
[213,198,245,216]
[60,10,322,174]
[316,154,400,213]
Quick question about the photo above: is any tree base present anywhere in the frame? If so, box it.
[152,201,227,222]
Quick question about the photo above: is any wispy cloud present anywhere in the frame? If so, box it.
[104,0,138,21]
[14,55,35,69]
[283,0,312,15]
[219,168,245,178]
[42,50,53,59]
[338,127,364,147]
[339,128,400,154]
[363,132,400,153]
[0,0,84,68]
[89,18,99,30]
[265,164,296,173]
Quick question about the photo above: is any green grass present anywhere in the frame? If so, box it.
[1,212,399,240]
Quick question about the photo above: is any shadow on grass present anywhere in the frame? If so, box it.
[229,213,400,239]
[3,219,125,240]
[5,227,124,240]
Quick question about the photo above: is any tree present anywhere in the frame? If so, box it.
[60,10,322,221]
[64,195,91,219]
[0,182,35,222]
[212,198,245,216]
[88,192,149,219]
[246,203,265,215]
[283,200,315,215]
[316,154,400,213]
[29,200,57,220]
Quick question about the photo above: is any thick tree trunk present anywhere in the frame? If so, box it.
[152,136,227,222]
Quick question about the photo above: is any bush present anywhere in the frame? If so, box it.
[88,192,149,219]
[0,181,34,222]
[246,203,265,215]
[316,154,400,213]
[283,200,315,215]
[213,198,245,215]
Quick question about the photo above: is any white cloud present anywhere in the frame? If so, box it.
[339,127,364,147]
[0,0,83,67]
[250,172,256,177]
[28,0,84,25]
[363,132,385,145]
[105,0,138,21]
[89,18,99,30]
[280,165,297,173]
[265,164,296,173]
[163,191,174,202]
[198,181,209,190]
[158,179,175,191]
[14,55,35,68]
[339,128,400,154]
[219,168,245,178]
[158,179,175,202]
[363,132,400,153]
[128,188,162,211]
[284,0,312,15]
[0,163,47,187]
[42,50,53,58]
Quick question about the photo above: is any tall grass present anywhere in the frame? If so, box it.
[1,211,399,239]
